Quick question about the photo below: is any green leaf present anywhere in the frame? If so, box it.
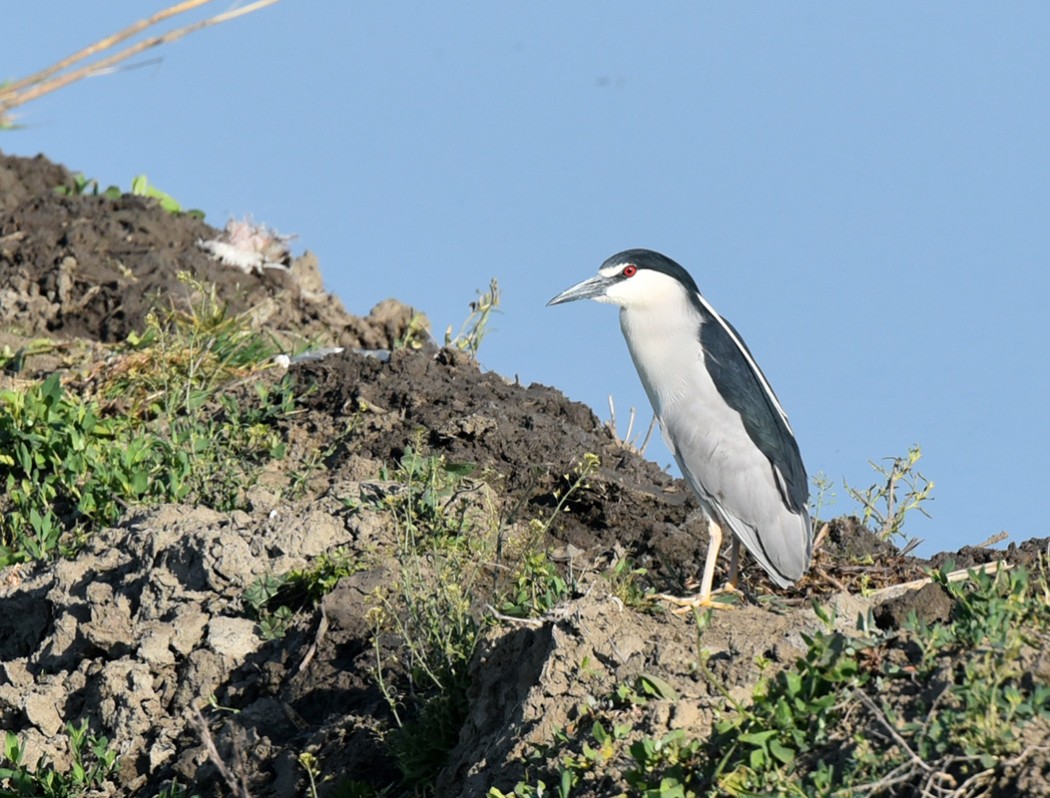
[559,768,573,798]
[40,372,63,404]
[738,730,778,746]
[131,470,149,496]
[638,672,679,701]
[773,696,794,727]
[657,777,687,798]
[445,462,476,479]
[592,720,610,744]
[4,730,23,764]
[749,747,767,769]
[769,739,796,765]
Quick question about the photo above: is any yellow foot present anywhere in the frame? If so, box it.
[652,588,739,614]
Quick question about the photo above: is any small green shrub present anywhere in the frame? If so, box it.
[702,605,868,796]
[52,173,121,200]
[0,373,168,564]
[0,720,118,798]
[844,444,934,542]
[0,276,297,565]
[499,549,571,618]
[445,278,500,356]
[366,444,489,790]
[55,173,203,217]
[378,442,477,546]
[244,547,364,640]
[495,453,601,618]
[366,450,614,793]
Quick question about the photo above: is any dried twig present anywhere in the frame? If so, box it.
[854,689,932,774]
[485,603,547,628]
[0,0,279,121]
[606,394,658,455]
[294,607,329,677]
[187,706,253,798]
[976,531,1008,549]
[841,688,1048,798]
[811,521,831,553]
[868,560,1011,600]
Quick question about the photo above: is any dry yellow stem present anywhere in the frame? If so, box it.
[0,0,279,122]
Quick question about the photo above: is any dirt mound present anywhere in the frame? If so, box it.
[0,151,1044,796]
[0,496,869,795]
[0,151,426,353]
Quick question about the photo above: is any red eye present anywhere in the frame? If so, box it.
[622,265,637,278]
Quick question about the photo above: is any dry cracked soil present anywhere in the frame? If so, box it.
[0,151,1048,796]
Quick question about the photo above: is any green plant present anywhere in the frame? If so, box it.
[150,780,201,798]
[495,453,603,618]
[809,470,835,523]
[844,444,934,542]
[534,452,601,540]
[299,751,322,798]
[701,604,869,796]
[372,560,479,789]
[173,380,294,511]
[0,373,165,564]
[445,278,501,356]
[114,274,285,409]
[244,547,364,640]
[109,274,296,511]
[499,549,571,618]
[54,173,203,217]
[882,564,1050,793]
[130,174,204,217]
[285,416,356,500]
[490,674,674,798]
[0,720,118,798]
[368,450,610,789]
[0,339,63,375]
[607,552,651,609]
[486,559,1050,797]
[0,276,297,566]
[626,729,705,796]
[150,781,202,798]
[392,313,431,351]
[379,442,478,546]
[53,173,121,199]
[367,443,490,790]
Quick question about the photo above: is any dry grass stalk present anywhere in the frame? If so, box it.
[0,0,279,125]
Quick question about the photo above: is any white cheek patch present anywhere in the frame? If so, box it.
[603,268,681,307]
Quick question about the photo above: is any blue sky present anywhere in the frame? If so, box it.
[5,3,1049,557]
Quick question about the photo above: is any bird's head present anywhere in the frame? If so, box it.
[547,249,701,310]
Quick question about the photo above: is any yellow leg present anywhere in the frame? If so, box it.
[696,520,722,602]
[653,521,736,612]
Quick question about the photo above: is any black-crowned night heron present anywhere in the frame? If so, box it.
[548,249,811,605]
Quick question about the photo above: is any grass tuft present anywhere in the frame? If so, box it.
[0,275,297,566]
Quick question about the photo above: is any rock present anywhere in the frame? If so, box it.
[874,580,953,630]
[23,687,65,736]
[207,616,262,661]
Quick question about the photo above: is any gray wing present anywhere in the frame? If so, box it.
[672,304,812,584]
[699,311,809,516]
